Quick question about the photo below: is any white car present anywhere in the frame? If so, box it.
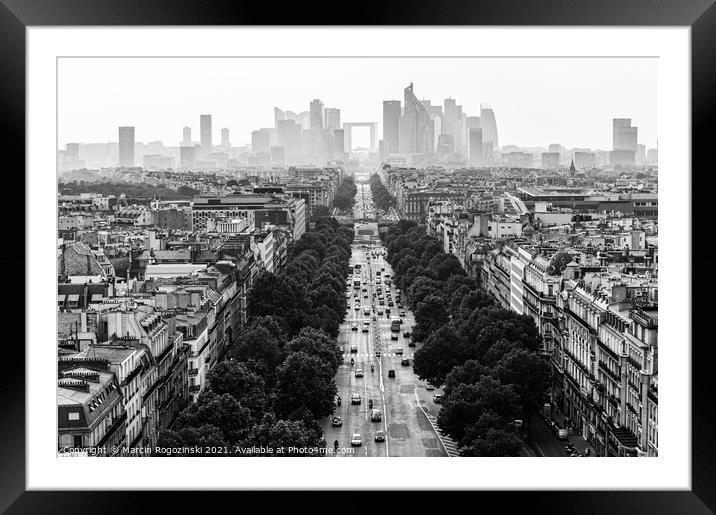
[351,433,362,446]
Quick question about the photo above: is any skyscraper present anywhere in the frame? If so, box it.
[382,100,401,156]
[469,128,483,166]
[325,108,341,130]
[398,83,432,155]
[251,129,271,153]
[480,104,499,153]
[200,114,212,156]
[309,99,324,156]
[180,145,197,169]
[221,128,230,147]
[333,129,345,161]
[277,119,302,152]
[182,126,191,146]
[118,126,135,167]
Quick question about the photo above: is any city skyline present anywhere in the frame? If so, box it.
[58,57,657,150]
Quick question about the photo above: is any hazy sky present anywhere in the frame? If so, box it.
[58,57,657,150]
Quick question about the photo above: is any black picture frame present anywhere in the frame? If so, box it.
[4,0,713,512]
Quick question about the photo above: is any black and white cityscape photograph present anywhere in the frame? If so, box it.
[55,55,659,460]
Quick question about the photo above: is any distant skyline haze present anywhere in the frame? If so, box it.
[58,57,657,150]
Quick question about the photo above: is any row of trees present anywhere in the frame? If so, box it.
[382,222,549,456]
[157,217,354,455]
[369,173,396,212]
[332,176,358,211]
[59,181,200,199]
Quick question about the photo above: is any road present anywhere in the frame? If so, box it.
[319,183,448,457]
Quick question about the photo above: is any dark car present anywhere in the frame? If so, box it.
[433,394,444,404]
[401,358,410,366]
[388,369,396,378]
[403,331,411,338]
[332,416,343,427]
[408,341,416,347]
[391,333,398,340]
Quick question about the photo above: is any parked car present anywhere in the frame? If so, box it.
[351,323,358,331]
[399,310,406,317]
[403,331,411,338]
[425,383,435,391]
[350,345,358,353]
[362,326,369,333]
[408,341,416,347]
[391,334,398,340]
[388,369,396,378]
[433,394,444,404]
[401,358,410,366]
[395,347,403,355]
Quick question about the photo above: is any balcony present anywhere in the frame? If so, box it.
[188,368,199,377]
[189,384,201,393]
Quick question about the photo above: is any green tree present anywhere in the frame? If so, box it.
[274,351,338,419]
[437,377,521,443]
[248,413,325,456]
[207,360,268,416]
[413,325,469,386]
[493,348,550,415]
[412,294,448,342]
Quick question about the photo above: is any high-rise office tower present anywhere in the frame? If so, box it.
[65,143,80,160]
[252,129,271,153]
[309,99,324,130]
[613,118,631,149]
[541,152,560,169]
[118,126,135,167]
[469,128,483,166]
[398,83,432,155]
[443,98,465,153]
[382,100,401,155]
[200,114,212,156]
[221,128,230,147]
[333,129,345,160]
[466,116,481,131]
[180,145,197,169]
[277,119,302,152]
[274,107,286,127]
[182,126,191,146]
[480,104,499,152]
[310,99,325,155]
[325,108,341,130]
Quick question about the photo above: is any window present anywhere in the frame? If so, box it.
[68,411,80,421]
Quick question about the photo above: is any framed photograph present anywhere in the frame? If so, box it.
[6,0,714,512]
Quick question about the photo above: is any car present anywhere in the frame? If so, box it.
[364,320,370,326]
[350,345,358,353]
[351,434,362,446]
[395,347,403,355]
[401,358,410,366]
[378,310,384,315]
[370,409,382,422]
[388,301,394,307]
[399,310,406,317]
[388,369,396,378]
[557,428,568,440]
[364,308,370,316]
[391,334,398,340]
[351,393,361,405]
[379,300,385,306]
[332,416,343,427]
[374,430,386,442]
[363,294,368,299]
[425,383,435,391]
[408,341,416,347]
[403,331,411,338]
[354,305,360,311]
[433,394,444,403]
[355,368,364,378]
